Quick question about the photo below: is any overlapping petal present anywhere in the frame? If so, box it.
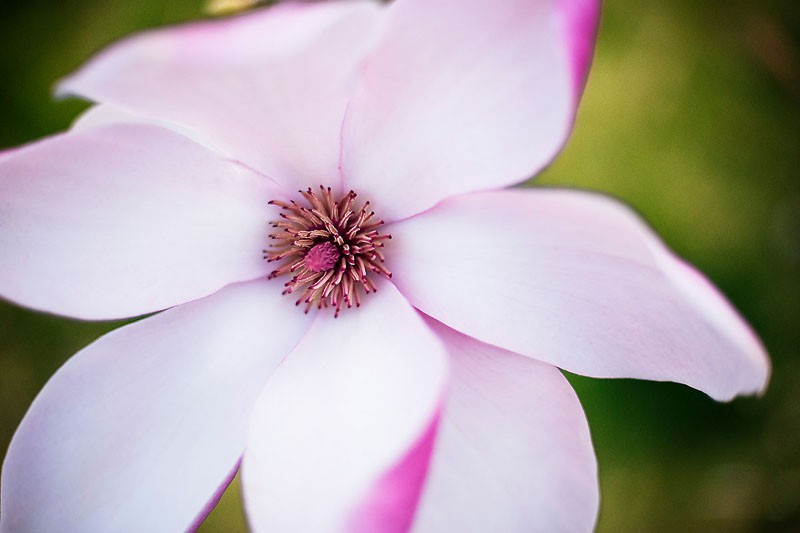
[341,0,600,221]
[389,189,769,401]
[413,320,598,532]
[0,123,276,320]
[70,104,194,138]
[242,282,448,532]
[59,0,382,190]
[0,280,313,533]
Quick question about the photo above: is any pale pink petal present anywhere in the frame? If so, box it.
[242,282,448,532]
[0,123,278,320]
[341,0,599,221]
[58,1,382,191]
[413,320,598,532]
[0,280,313,533]
[389,189,769,401]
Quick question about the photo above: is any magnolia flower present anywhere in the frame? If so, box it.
[0,0,769,531]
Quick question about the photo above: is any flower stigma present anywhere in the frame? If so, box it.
[265,186,392,317]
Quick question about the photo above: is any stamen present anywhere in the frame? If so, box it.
[266,186,392,317]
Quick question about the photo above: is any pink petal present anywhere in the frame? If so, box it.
[351,415,440,533]
[0,280,313,532]
[341,0,599,221]
[413,320,598,532]
[388,189,770,401]
[58,1,382,191]
[556,0,602,97]
[0,123,277,320]
[242,282,448,532]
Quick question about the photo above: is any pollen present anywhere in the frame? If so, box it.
[265,186,392,317]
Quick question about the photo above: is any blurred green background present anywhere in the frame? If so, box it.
[1,0,798,531]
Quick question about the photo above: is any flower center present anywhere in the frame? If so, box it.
[265,186,392,316]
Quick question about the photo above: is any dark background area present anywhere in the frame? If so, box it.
[0,0,798,530]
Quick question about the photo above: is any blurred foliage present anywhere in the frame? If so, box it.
[0,0,798,531]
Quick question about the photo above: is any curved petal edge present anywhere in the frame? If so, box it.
[0,123,277,320]
[411,319,599,532]
[388,188,769,402]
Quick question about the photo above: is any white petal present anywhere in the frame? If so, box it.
[0,123,277,320]
[0,280,312,533]
[413,320,598,532]
[389,189,770,401]
[242,282,448,532]
[341,0,599,221]
[59,1,382,190]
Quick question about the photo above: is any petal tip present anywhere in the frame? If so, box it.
[555,0,602,100]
